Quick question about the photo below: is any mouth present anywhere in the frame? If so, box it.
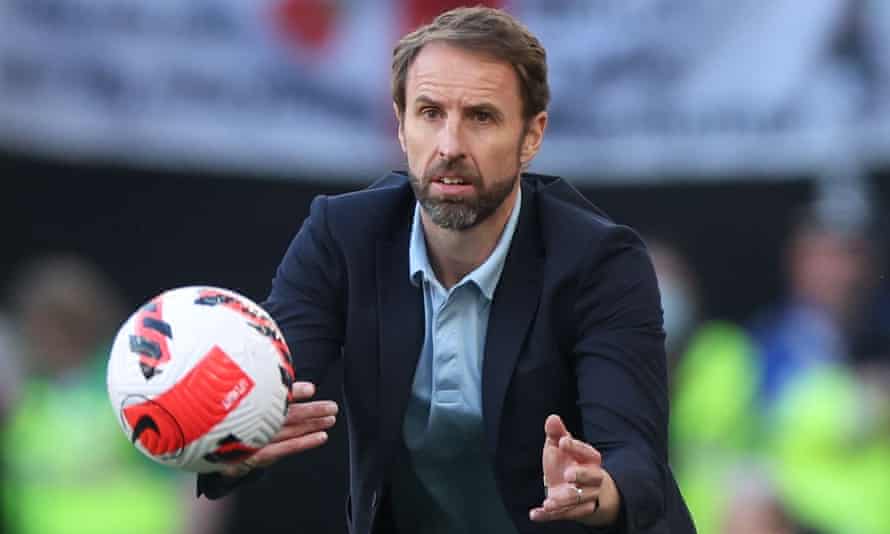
[433,175,472,185]
[428,175,475,198]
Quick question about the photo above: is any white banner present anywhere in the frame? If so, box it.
[1,0,889,183]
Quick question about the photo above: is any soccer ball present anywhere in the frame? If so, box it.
[107,286,295,473]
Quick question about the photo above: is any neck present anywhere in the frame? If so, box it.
[421,182,519,289]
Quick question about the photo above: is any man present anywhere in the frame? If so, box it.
[200,7,694,533]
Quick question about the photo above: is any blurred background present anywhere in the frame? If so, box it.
[2,1,889,533]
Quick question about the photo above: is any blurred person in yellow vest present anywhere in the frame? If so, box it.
[748,190,890,534]
[649,238,761,533]
[650,239,823,534]
[767,360,890,534]
[1,254,227,534]
[749,206,881,409]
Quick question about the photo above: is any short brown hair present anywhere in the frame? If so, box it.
[392,6,549,121]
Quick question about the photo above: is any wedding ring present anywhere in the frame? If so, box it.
[574,485,583,505]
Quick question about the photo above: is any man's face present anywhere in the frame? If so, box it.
[396,42,546,230]
[790,229,873,320]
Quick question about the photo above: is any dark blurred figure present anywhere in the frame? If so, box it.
[1,254,224,534]
[10,255,125,380]
[0,313,23,420]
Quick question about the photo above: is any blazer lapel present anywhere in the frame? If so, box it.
[376,227,425,454]
[482,184,544,457]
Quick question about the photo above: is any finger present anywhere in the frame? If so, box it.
[269,415,336,443]
[542,483,598,512]
[220,464,249,478]
[529,498,600,522]
[290,382,316,401]
[558,436,602,464]
[285,400,339,424]
[253,431,329,466]
[564,465,604,488]
[544,414,570,444]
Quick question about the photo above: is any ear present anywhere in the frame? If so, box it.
[520,111,548,167]
[393,102,406,153]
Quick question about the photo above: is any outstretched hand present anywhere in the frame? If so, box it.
[529,414,620,527]
[221,381,337,477]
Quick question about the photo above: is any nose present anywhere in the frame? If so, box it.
[437,115,465,162]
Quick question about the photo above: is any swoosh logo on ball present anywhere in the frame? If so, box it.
[131,415,160,443]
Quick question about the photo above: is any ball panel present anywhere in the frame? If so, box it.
[128,297,173,380]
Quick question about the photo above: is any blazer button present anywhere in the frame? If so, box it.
[370,490,378,510]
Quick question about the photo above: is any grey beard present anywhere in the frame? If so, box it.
[413,174,516,231]
[420,198,481,230]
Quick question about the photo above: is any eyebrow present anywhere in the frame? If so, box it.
[413,95,505,120]
[413,95,443,109]
[465,103,504,122]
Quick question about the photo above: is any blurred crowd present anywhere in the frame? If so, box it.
[655,186,890,534]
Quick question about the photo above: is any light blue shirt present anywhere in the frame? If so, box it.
[396,189,521,534]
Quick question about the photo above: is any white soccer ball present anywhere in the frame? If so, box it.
[107,286,295,473]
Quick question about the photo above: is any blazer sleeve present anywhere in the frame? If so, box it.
[262,194,347,386]
[573,226,670,533]
[197,195,347,499]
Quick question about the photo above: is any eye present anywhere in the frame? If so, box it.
[420,107,442,120]
[472,110,493,123]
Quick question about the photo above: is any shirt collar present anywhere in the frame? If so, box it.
[409,186,522,301]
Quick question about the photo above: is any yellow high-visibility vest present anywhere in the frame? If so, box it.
[2,355,186,534]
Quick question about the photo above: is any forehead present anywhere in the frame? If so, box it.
[406,42,521,110]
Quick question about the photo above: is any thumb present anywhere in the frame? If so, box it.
[544,414,571,442]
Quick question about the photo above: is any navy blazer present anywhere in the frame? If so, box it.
[202,172,695,534]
